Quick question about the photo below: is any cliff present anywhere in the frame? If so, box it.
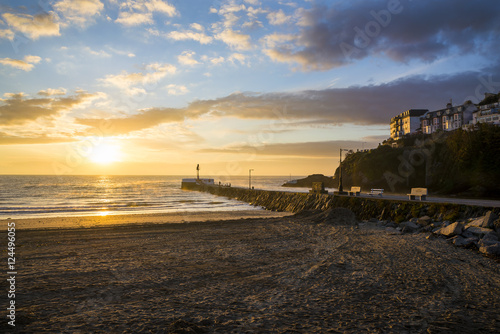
[332,124,500,198]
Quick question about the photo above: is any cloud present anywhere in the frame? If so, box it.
[115,11,153,26]
[267,9,291,25]
[0,91,97,125]
[76,107,185,135]
[100,62,177,95]
[228,53,246,65]
[115,0,177,26]
[184,67,500,125]
[72,64,500,135]
[106,47,136,57]
[2,12,60,40]
[215,29,252,50]
[261,33,296,48]
[83,46,111,57]
[53,0,104,28]
[199,140,366,157]
[37,88,68,96]
[0,55,42,71]
[190,23,204,31]
[209,56,225,65]
[244,0,261,5]
[0,28,14,40]
[0,132,76,145]
[266,0,500,71]
[167,30,213,44]
[166,84,188,95]
[177,51,200,66]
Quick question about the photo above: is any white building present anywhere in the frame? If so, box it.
[472,102,500,126]
[390,109,428,140]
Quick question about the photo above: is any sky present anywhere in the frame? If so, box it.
[0,0,499,177]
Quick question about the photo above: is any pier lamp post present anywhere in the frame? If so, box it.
[249,169,254,189]
[338,148,344,193]
[337,148,352,195]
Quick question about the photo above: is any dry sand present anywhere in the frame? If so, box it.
[5,209,500,333]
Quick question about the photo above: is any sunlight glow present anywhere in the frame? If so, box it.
[99,210,110,216]
[89,143,122,164]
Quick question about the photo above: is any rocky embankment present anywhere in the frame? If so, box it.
[361,211,500,257]
[201,185,496,221]
[198,185,500,257]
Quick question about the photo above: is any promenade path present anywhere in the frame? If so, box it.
[341,192,500,208]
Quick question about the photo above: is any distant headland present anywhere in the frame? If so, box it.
[282,174,336,188]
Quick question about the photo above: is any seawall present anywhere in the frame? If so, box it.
[196,185,499,222]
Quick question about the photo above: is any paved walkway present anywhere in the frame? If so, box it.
[342,192,500,208]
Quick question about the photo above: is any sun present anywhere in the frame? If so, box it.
[89,142,122,164]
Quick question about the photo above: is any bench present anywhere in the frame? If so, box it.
[407,188,427,201]
[369,188,384,196]
[348,186,361,196]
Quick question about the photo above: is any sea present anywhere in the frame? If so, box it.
[0,175,319,219]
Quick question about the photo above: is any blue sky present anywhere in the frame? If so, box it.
[0,0,499,176]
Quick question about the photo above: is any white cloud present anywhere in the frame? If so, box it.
[106,46,136,57]
[2,13,60,40]
[178,51,200,66]
[83,46,111,57]
[23,55,42,64]
[0,28,14,41]
[215,29,252,50]
[267,9,291,25]
[261,33,296,48]
[100,62,177,95]
[115,11,153,26]
[147,28,160,36]
[229,53,246,65]
[53,0,104,28]
[115,0,177,26]
[145,0,177,16]
[0,55,42,71]
[219,2,247,15]
[242,20,263,30]
[190,23,204,31]
[37,88,68,96]
[166,84,188,95]
[167,30,213,44]
[210,56,225,65]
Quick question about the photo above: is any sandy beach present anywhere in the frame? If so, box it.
[5,209,500,333]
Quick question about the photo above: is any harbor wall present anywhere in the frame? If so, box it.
[197,185,499,222]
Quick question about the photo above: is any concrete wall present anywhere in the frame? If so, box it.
[197,185,499,222]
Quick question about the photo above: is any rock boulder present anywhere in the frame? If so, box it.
[438,222,463,237]
[479,242,500,256]
[467,211,498,229]
[464,226,494,238]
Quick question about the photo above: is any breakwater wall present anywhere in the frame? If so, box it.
[198,186,499,222]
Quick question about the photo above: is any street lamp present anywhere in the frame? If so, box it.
[249,169,254,189]
[338,148,352,194]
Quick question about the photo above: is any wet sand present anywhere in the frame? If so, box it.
[10,210,290,230]
[6,209,500,333]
